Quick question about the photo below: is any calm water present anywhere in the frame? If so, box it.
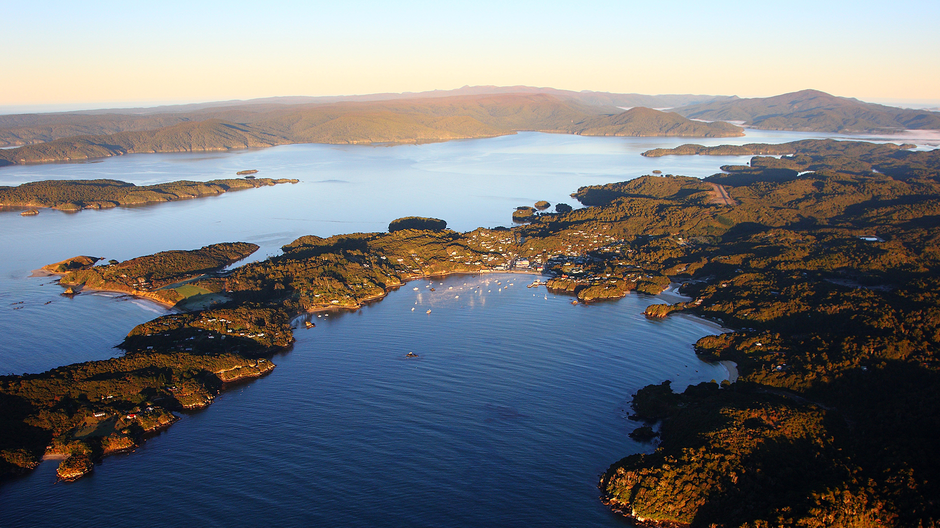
[2,274,726,527]
[1,130,934,526]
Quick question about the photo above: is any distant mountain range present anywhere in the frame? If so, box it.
[673,89,940,133]
[0,87,937,167]
[0,94,742,166]
[0,85,731,118]
[0,87,733,147]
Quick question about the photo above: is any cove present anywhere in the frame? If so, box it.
[0,272,728,527]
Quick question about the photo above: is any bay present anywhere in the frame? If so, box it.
[1,130,934,526]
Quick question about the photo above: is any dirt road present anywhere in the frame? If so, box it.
[708,183,737,206]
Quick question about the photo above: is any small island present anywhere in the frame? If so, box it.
[0,177,298,212]
[388,216,447,232]
[512,206,537,223]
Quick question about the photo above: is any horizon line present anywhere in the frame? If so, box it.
[3,86,939,116]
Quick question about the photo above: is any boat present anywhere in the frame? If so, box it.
[426,309,432,314]
[405,352,418,358]
[21,209,39,216]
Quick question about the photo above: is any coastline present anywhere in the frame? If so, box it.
[19,251,726,485]
[0,135,512,168]
[657,286,737,383]
[720,360,739,383]
[657,283,692,303]
[673,312,726,332]
[34,273,181,310]
[45,267,547,317]
[286,269,541,316]
[34,357,274,481]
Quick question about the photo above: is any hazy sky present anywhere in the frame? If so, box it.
[3,0,938,111]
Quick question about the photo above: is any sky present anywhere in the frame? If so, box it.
[3,0,939,112]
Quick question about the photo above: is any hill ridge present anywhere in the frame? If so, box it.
[0,94,742,166]
[675,89,940,132]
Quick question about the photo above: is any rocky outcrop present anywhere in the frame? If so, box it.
[56,454,94,481]
[42,255,100,274]
[214,358,276,383]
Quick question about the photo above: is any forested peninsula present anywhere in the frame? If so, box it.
[0,177,298,211]
[2,139,940,526]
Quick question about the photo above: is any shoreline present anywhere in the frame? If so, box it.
[673,312,727,332]
[43,267,547,317]
[720,360,739,383]
[276,269,542,317]
[21,262,733,484]
[35,275,181,310]
[657,283,692,303]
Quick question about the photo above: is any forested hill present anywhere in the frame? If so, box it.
[0,85,731,139]
[0,177,298,211]
[673,89,940,133]
[563,107,743,137]
[642,138,918,158]
[0,94,745,166]
[3,88,937,163]
[562,141,940,527]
